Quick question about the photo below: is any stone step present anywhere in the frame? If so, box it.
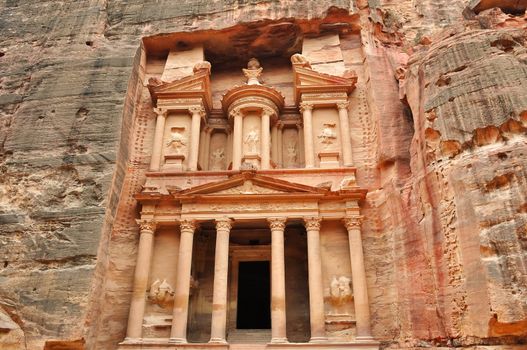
[228,329,271,344]
[229,344,267,350]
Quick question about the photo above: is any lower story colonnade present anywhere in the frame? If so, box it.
[119,172,378,350]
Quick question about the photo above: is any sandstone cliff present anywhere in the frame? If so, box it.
[0,1,525,349]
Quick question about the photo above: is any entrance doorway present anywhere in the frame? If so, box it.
[236,261,271,329]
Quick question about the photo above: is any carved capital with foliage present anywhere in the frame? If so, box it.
[137,219,156,234]
[304,217,321,231]
[299,102,314,113]
[180,219,196,234]
[336,101,349,110]
[343,216,363,231]
[215,218,232,232]
[268,217,287,231]
[189,105,205,117]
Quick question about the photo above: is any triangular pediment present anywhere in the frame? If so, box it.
[174,172,325,197]
[148,70,212,109]
[293,66,357,104]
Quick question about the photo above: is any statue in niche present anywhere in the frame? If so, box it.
[148,279,175,308]
[285,141,297,167]
[210,147,225,170]
[166,127,187,155]
[242,57,263,85]
[244,128,260,153]
[290,53,311,68]
[329,276,353,315]
[318,123,337,149]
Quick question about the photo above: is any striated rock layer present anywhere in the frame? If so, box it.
[0,0,525,349]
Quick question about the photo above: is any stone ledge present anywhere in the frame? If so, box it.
[118,341,379,350]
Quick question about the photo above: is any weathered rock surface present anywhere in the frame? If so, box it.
[0,0,526,349]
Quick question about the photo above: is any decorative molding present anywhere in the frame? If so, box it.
[343,216,363,230]
[268,217,287,231]
[304,217,321,231]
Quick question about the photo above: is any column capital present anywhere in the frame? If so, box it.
[299,102,314,113]
[180,219,197,233]
[215,218,232,231]
[189,105,206,117]
[337,101,349,110]
[343,216,364,230]
[276,121,285,130]
[304,217,321,231]
[153,107,167,117]
[295,121,303,130]
[136,219,156,233]
[229,109,242,119]
[262,107,274,117]
[268,217,287,231]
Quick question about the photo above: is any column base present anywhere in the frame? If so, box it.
[355,336,375,341]
[208,338,227,344]
[122,337,142,344]
[270,337,289,344]
[309,337,328,343]
[168,337,187,344]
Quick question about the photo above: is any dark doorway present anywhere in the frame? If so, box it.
[236,261,271,329]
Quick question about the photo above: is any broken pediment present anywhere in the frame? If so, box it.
[148,64,213,111]
[292,57,358,104]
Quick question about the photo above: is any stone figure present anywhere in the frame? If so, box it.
[290,53,311,68]
[166,127,187,155]
[244,128,260,153]
[242,57,263,85]
[329,276,353,315]
[148,279,175,308]
[318,123,337,149]
[285,141,297,167]
[210,147,225,170]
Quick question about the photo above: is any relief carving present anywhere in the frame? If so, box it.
[244,128,260,153]
[210,148,225,170]
[148,279,175,308]
[166,127,187,155]
[285,141,297,167]
[328,276,353,316]
[318,123,337,149]
[291,53,311,68]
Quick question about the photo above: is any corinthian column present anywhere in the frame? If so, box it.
[231,110,243,170]
[268,217,288,343]
[169,220,196,343]
[343,216,373,340]
[126,219,156,340]
[337,101,353,167]
[150,108,167,171]
[209,218,232,343]
[304,217,327,342]
[299,102,315,168]
[188,106,204,171]
[261,108,272,170]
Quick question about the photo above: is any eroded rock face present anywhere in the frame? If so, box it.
[0,0,526,349]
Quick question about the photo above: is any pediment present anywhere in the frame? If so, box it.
[174,172,325,197]
[148,69,212,109]
[293,65,357,104]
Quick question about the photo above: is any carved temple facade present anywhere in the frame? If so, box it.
[119,35,379,350]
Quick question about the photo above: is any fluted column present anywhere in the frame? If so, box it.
[261,108,272,170]
[150,108,167,171]
[126,219,156,340]
[268,217,288,343]
[300,102,315,168]
[344,216,373,340]
[337,101,353,167]
[304,217,327,342]
[188,106,204,171]
[231,110,243,170]
[169,220,196,343]
[209,218,232,343]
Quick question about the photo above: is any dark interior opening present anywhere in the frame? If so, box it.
[236,261,271,329]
